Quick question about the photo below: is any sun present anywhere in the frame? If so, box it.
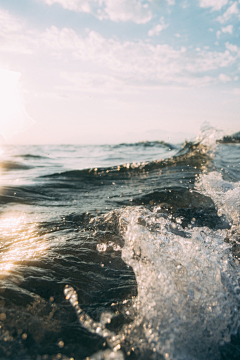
[0,68,33,141]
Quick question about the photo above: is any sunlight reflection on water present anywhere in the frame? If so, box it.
[0,213,48,275]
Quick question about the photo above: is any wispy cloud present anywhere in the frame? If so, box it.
[42,0,153,23]
[221,24,233,33]
[217,2,239,23]
[44,0,91,12]
[41,26,239,88]
[219,73,231,82]
[166,0,175,5]
[1,6,239,92]
[97,0,152,24]
[217,24,233,38]
[0,8,34,54]
[225,42,239,53]
[148,17,169,37]
[199,0,228,11]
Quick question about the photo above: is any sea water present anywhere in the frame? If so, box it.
[0,127,239,360]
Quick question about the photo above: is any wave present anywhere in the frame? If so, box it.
[41,139,210,181]
[0,126,240,360]
[113,141,176,150]
[0,161,32,171]
[64,172,240,360]
[18,154,49,160]
[0,186,54,204]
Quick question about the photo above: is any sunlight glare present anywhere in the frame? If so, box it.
[0,69,33,141]
[0,213,48,275]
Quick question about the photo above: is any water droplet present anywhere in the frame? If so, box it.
[58,340,64,348]
[0,313,6,321]
[97,243,107,252]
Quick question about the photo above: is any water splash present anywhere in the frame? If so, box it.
[64,285,125,360]
[119,206,240,360]
[196,171,240,234]
[196,122,223,148]
[64,200,240,360]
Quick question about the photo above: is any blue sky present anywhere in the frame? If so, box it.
[0,0,239,144]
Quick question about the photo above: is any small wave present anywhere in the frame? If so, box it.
[42,140,210,181]
[0,161,31,171]
[0,186,53,205]
[18,154,49,160]
[114,141,176,150]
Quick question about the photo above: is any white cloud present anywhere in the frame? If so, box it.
[222,24,233,33]
[217,24,233,38]
[41,27,181,79]
[40,26,239,88]
[219,73,231,82]
[225,41,239,52]
[148,17,168,36]
[199,0,228,11]
[233,88,240,95]
[44,0,91,12]
[217,2,239,23]
[0,7,22,32]
[1,8,239,97]
[166,0,175,5]
[97,0,152,24]
[0,8,35,53]
[42,0,153,23]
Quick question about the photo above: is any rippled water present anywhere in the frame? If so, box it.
[0,129,239,360]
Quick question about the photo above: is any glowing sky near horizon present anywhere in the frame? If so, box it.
[0,0,239,144]
[0,69,33,141]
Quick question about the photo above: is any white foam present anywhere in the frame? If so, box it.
[196,171,240,228]
[119,204,240,359]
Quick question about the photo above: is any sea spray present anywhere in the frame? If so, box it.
[65,201,240,359]
[119,206,240,359]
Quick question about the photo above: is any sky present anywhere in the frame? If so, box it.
[0,0,239,144]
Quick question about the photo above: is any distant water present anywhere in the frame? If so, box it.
[0,128,240,360]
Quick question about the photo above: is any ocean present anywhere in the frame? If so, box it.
[0,127,240,360]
